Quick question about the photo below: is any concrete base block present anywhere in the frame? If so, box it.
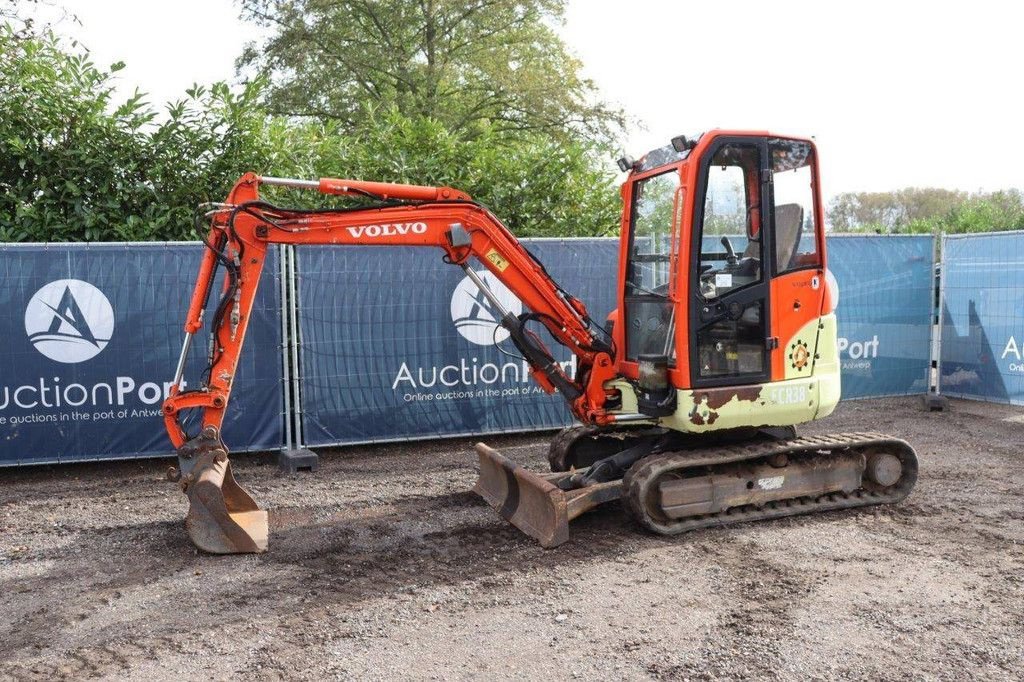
[278,448,319,474]
[922,393,949,412]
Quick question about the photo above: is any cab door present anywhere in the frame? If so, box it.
[688,137,773,387]
[622,167,680,366]
[766,138,826,381]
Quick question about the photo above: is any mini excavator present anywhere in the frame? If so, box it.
[162,130,918,553]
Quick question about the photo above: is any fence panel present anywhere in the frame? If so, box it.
[295,239,618,446]
[0,243,283,466]
[296,235,935,446]
[0,233,940,466]
[939,232,1024,404]
[827,235,934,398]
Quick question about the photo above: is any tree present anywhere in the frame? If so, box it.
[0,24,620,242]
[0,25,268,241]
[237,0,623,141]
[828,187,1024,234]
[244,108,622,238]
[828,188,967,232]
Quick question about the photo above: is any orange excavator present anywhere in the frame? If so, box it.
[162,130,918,554]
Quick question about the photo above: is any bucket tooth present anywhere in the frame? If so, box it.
[473,443,622,548]
[176,427,268,554]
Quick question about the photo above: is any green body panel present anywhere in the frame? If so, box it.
[609,314,840,433]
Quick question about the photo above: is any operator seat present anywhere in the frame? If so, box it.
[740,203,803,269]
[772,203,804,271]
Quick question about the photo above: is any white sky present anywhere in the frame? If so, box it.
[38,0,1024,201]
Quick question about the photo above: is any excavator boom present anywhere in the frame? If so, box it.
[163,173,618,553]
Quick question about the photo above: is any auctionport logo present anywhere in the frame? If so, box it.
[449,270,522,345]
[392,270,573,396]
[24,279,114,364]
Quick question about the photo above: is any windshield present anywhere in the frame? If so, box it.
[624,169,679,363]
[627,170,678,297]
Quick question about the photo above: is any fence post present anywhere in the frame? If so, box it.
[279,244,293,453]
[924,231,948,411]
[277,244,319,473]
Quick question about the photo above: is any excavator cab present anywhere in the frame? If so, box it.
[603,134,831,419]
[478,133,912,545]
[163,130,917,554]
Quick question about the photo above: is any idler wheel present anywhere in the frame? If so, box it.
[866,451,903,488]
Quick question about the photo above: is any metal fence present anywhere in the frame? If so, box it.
[292,239,619,448]
[5,230,1012,466]
[826,235,934,399]
[0,243,284,466]
[938,232,1024,405]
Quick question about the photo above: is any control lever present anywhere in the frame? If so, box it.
[721,236,738,266]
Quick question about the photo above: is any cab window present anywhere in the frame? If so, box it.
[697,144,762,299]
[770,139,819,273]
[628,170,677,296]
[693,142,766,381]
[624,169,678,362]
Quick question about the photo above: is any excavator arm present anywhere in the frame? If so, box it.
[161,173,619,553]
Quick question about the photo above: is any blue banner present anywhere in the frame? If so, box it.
[939,233,1024,404]
[698,234,933,398]
[0,234,939,465]
[827,235,934,399]
[296,235,935,445]
[0,243,283,466]
[296,239,619,446]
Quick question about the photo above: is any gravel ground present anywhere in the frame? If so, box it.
[1,396,1022,681]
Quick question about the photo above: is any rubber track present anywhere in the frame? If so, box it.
[622,432,919,535]
[548,424,664,472]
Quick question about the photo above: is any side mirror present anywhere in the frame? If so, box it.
[671,135,696,153]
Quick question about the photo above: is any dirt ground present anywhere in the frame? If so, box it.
[1,396,1022,681]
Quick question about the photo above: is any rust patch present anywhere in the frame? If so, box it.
[699,385,763,411]
[689,400,721,426]
[689,406,705,425]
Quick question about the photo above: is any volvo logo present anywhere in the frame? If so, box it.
[345,222,428,239]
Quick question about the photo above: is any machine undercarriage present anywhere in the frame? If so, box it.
[475,426,918,547]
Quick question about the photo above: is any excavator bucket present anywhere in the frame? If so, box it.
[184,457,268,554]
[473,443,622,548]
[173,427,268,554]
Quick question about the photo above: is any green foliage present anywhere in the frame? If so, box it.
[828,188,1024,235]
[828,188,967,232]
[937,190,1024,234]
[0,26,269,241]
[260,110,620,237]
[237,0,624,142]
[0,24,620,242]
[631,172,676,241]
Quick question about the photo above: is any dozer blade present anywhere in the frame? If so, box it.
[175,427,268,554]
[473,443,622,548]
